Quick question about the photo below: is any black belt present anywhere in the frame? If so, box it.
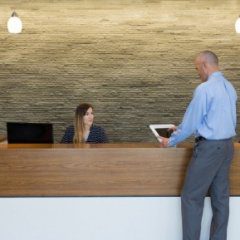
[195,136,206,143]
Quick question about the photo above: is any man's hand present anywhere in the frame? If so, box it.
[168,125,177,133]
[160,137,169,148]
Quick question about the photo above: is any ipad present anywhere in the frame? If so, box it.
[149,124,175,143]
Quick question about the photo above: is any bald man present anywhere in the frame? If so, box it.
[161,51,237,240]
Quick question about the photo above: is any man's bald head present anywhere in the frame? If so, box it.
[196,50,219,67]
[195,50,219,82]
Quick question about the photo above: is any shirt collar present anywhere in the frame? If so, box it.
[207,71,222,81]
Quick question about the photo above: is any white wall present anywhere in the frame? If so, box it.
[0,197,239,240]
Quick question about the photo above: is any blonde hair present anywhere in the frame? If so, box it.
[73,103,93,143]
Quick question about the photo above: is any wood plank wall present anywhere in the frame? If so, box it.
[0,0,240,142]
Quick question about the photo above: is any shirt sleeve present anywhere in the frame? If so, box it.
[60,126,74,143]
[168,85,207,146]
[100,127,108,143]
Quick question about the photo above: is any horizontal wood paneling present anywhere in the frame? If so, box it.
[0,143,239,197]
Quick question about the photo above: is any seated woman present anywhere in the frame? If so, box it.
[61,103,108,143]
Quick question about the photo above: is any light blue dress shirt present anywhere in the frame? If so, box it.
[168,71,237,147]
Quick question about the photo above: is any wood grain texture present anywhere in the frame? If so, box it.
[0,143,239,197]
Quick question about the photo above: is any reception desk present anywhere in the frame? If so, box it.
[0,143,239,197]
[0,143,240,240]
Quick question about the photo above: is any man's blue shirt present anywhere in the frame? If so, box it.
[168,72,237,147]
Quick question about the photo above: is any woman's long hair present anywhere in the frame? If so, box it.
[73,103,93,143]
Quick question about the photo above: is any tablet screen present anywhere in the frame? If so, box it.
[155,128,173,138]
[149,124,175,143]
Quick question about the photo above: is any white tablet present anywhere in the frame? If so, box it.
[149,124,175,143]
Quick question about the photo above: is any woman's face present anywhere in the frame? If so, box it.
[83,107,94,127]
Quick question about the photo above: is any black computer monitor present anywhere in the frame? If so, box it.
[7,122,54,144]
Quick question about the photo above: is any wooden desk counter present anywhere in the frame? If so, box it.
[0,143,239,197]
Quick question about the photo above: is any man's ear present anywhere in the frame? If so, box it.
[202,62,208,73]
